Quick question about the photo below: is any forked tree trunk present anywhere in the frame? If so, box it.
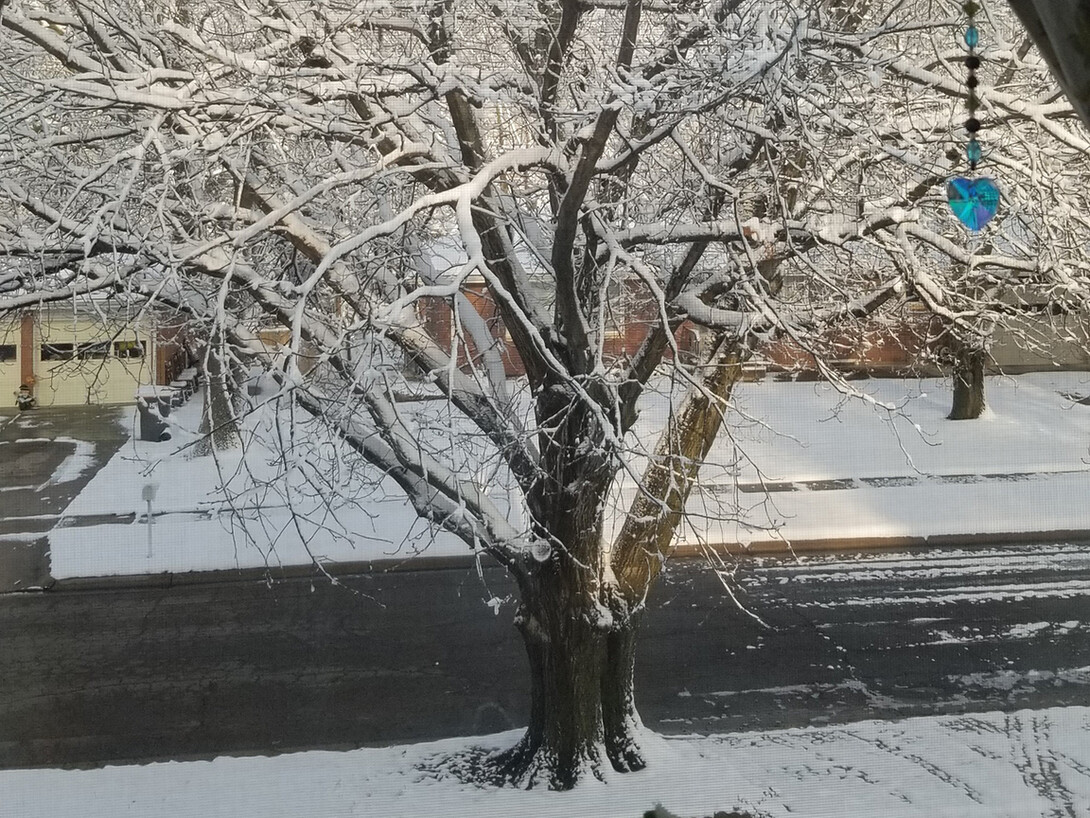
[488,347,744,790]
[949,344,986,420]
[488,380,647,790]
[491,572,643,790]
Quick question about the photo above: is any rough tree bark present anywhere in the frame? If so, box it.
[486,380,620,787]
[948,341,987,420]
[192,343,242,456]
[481,339,746,788]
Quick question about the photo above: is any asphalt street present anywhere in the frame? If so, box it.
[0,407,128,591]
[3,543,1090,769]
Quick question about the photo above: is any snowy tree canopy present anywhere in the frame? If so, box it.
[3,0,1090,789]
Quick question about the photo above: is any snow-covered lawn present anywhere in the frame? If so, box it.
[5,707,1089,817]
[50,372,1090,578]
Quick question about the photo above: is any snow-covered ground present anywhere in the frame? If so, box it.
[49,371,1090,578]
[5,707,1089,817]
[14,372,1090,817]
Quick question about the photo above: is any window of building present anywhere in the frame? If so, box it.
[0,344,15,362]
[114,340,146,359]
[77,342,111,359]
[41,343,75,360]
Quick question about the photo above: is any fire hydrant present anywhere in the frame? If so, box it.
[15,384,35,411]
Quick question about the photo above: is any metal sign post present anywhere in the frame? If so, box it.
[142,483,159,559]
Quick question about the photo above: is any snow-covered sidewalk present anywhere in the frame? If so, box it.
[49,372,1090,580]
[5,706,1089,817]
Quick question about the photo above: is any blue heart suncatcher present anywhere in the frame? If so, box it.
[946,177,1000,231]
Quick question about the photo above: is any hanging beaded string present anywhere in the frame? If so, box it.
[963,2,982,170]
[946,0,999,231]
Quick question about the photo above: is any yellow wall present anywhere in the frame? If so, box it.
[0,317,20,407]
[33,316,155,406]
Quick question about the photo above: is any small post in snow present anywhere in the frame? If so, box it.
[142,483,158,559]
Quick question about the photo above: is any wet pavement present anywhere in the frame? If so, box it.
[3,543,1090,769]
[0,407,129,591]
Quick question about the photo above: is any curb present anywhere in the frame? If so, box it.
[45,554,492,593]
[682,528,1090,555]
[34,528,1090,594]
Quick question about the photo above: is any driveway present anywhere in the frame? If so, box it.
[0,406,130,591]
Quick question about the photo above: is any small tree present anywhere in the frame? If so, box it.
[191,336,243,455]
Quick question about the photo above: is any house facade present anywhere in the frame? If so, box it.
[1,307,187,408]
[414,238,1090,381]
[420,283,1090,381]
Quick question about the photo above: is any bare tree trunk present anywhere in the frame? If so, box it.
[497,597,610,788]
[490,569,643,789]
[481,379,650,789]
[949,343,986,420]
[193,344,241,455]
[483,342,747,789]
[612,338,745,599]
[601,614,644,771]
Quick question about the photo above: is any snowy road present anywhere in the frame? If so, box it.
[3,542,1090,769]
[652,543,1090,735]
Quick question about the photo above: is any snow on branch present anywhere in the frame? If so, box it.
[290,379,532,572]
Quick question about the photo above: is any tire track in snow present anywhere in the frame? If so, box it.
[841,727,985,805]
[1008,711,1081,817]
[748,544,1090,584]
[791,579,1090,609]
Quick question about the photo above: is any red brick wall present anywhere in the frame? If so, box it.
[155,321,190,384]
[763,313,936,374]
[416,288,935,378]
[417,283,698,377]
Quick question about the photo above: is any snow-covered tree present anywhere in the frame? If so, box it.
[2,0,1089,789]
